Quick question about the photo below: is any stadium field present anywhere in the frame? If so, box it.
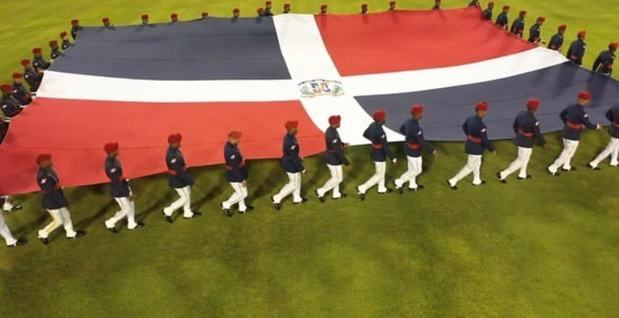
[1,1,618,317]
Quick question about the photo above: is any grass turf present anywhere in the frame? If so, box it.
[1,1,619,317]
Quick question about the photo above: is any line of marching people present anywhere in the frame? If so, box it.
[1,91,618,248]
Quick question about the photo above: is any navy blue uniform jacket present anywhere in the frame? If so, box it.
[399,119,434,157]
[513,111,545,148]
[560,104,596,141]
[37,168,67,209]
[463,115,494,155]
[105,157,131,198]
[166,147,194,188]
[224,142,248,182]
[281,133,304,173]
[324,127,349,166]
[363,122,394,162]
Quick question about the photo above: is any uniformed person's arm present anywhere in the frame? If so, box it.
[399,122,406,135]
[418,130,434,154]
[512,118,519,134]
[592,53,602,72]
[533,120,546,145]
[382,135,395,160]
[462,120,469,135]
[170,157,194,186]
[606,108,613,122]
[39,176,65,207]
[559,108,568,123]
[582,113,596,129]
[481,127,495,152]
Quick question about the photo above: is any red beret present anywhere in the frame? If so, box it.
[102,17,110,23]
[0,84,12,93]
[60,31,68,38]
[21,59,30,66]
[257,8,264,14]
[228,130,242,139]
[577,30,587,38]
[536,16,545,22]
[558,24,567,31]
[141,14,149,20]
[71,19,79,26]
[49,40,58,47]
[36,154,52,165]
[285,120,299,130]
[167,133,182,144]
[233,8,240,13]
[519,10,527,16]
[32,48,42,54]
[475,101,489,112]
[578,91,591,100]
[609,42,618,50]
[502,5,510,10]
[202,12,209,17]
[411,104,424,115]
[526,98,540,110]
[104,142,119,154]
[12,73,22,79]
[373,110,386,121]
[328,115,341,125]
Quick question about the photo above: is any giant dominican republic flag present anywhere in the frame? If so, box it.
[1,7,618,195]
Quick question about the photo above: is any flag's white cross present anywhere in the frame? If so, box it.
[37,14,567,146]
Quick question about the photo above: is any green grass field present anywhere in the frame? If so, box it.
[1,1,618,317]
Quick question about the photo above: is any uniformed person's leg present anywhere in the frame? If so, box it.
[611,138,619,166]
[394,156,414,189]
[59,207,77,238]
[548,139,571,174]
[2,196,13,211]
[448,155,474,186]
[590,138,619,168]
[518,147,533,179]
[0,212,18,246]
[38,209,63,239]
[223,183,242,210]
[292,173,303,203]
[500,149,523,180]
[127,199,139,229]
[358,161,382,194]
[562,140,579,170]
[470,155,483,185]
[273,173,297,204]
[163,188,188,216]
[409,157,423,190]
[376,162,388,193]
[317,164,341,199]
[238,183,248,212]
[181,186,194,218]
[106,197,130,229]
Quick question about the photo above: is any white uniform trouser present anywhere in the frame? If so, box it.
[548,139,579,172]
[38,207,77,239]
[359,161,387,194]
[164,186,193,218]
[590,137,619,167]
[273,172,302,204]
[317,164,344,198]
[223,182,248,211]
[500,146,533,179]
[105,196,138,229]
[395,156,422,189]
[0,212,17,246]
[449,155,483,186]
[2,195,13,211]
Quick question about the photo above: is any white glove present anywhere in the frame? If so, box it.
[392,158,397,164]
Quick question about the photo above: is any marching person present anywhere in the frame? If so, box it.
[1,84,23,119]
[447,102,495,189]
[361,3,369,14]
[60,31,73,50]
[263,1,274,16]
[588,104,619,169]
[0,198,26,248]
[221,130,252,216]
[567,30,587,65]
[36,154,86,245]
[548,24,567,51]
[32,48,51,72]
[170,13,179,23]
[103,143,144,233]
[468,0,480,8]
[432,0,441,10]
[272,121,307,210]
[22,59,42,94]
[510,10,527,38]
[11,73,32,106]
[102,17,115,29]
[356,110,396,200]
[163,133,200,223]
[320,4,328,15]
[527,16,545,44]
[497,99,545,183]
[284,3,291,13]
[592,42,617,76]
[2,196,22,212]
[316,115,350,202]
[70,19,83,40]
[482,1,494,20]
[495,5,510,30]
[394,104,435,193]
[389,1,396,11]
[141,14,149,25]
[49,40,62,60]
[548,91,601,175]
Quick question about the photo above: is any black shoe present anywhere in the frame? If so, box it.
[473,181,487,186]
[496,172,507,184]
[39,237,49,245]
[246,206,255,212]
[162,210,174,223]
[106,226,119,234]
[221,203,233,217]
[184,212,201,219]
[398,187,404,194]
[315,190,326,203]
[293,198,308,205]
[562,167,575,172]
[447,181,457,190]
[131,221,145,229]
[588,163,600,170]
[74,230,86,238]
[384,187,394,193]
[340,193,348,198]
[272,197,281,210]
[356,186,365,201]
[517,175,532,180]
[409,185,424,192]
[7,238,27,248]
